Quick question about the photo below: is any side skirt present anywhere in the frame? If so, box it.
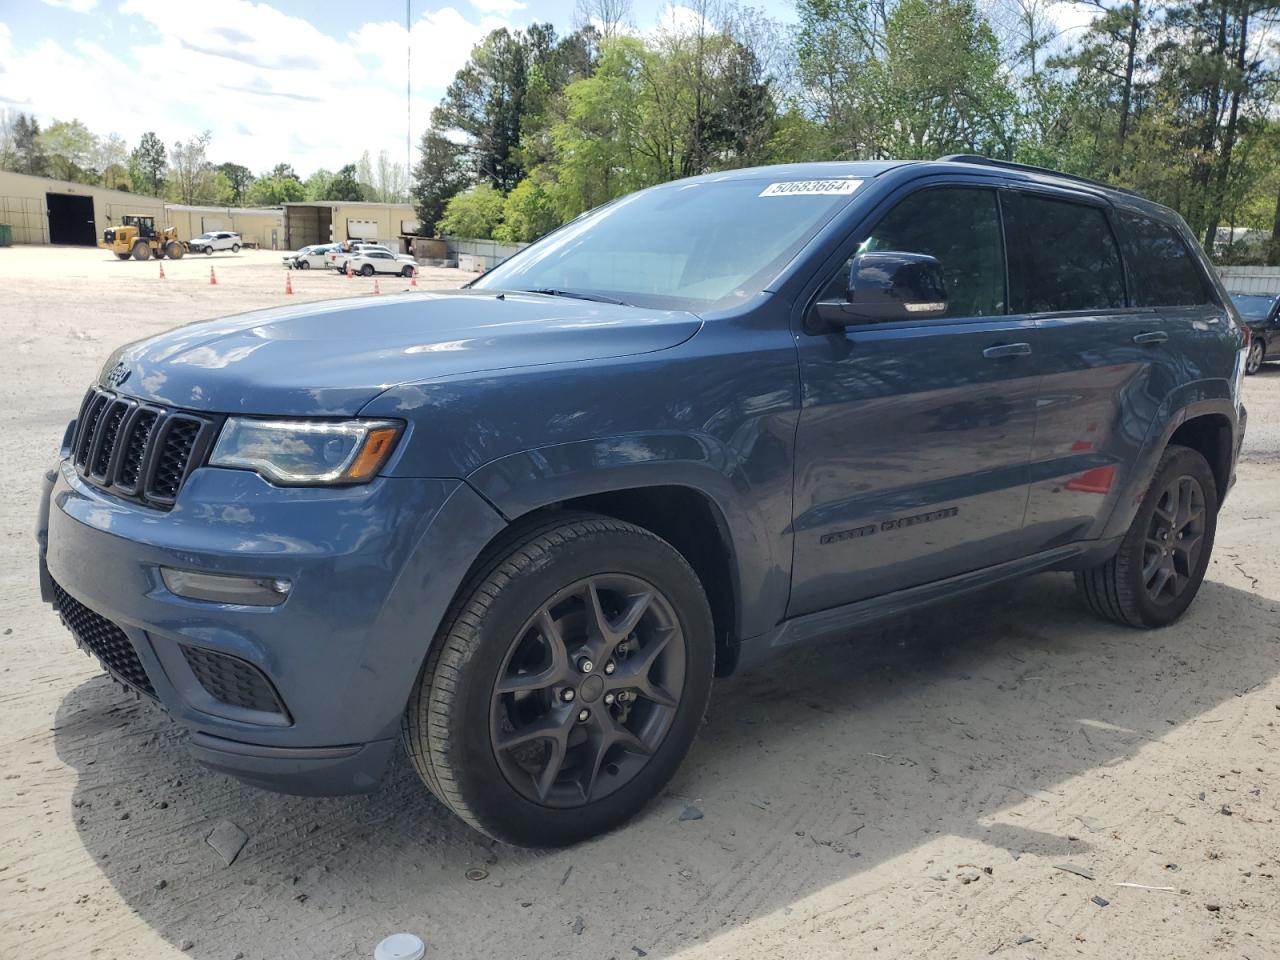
[734,537,1122,672]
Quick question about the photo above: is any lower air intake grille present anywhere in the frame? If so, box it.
[181,645,288,717]
[53,582,157,699]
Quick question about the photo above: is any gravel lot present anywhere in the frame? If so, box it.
[2,244,1279,960]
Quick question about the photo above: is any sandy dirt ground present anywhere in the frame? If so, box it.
[2,244,1279,960]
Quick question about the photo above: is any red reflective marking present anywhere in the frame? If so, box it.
[1071,440,1093,451]
[1066,465,1116,495]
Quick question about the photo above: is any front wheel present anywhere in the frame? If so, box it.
[131,241,151,261]
[203,247,213,256]
[298,259,310,269]
[360,264,374,276]
[231,243,240,253]
[1246,339,1264,375]
[403,515,715,846]
[401,265,415,278]
[1075,445,1218,628]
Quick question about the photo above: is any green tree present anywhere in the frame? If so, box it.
[245,172,306,205]
[329,163,364,201]
[168,130,219,204]
[217,162,254,203]
[438,183,506,238]
[412,129,471,235]
[495,178,559,242]
[13,113,50,176]
[40,119,98,182]
[128,131,166,196]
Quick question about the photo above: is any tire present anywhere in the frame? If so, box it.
[361,264,374,277]
[403,514,715,847]
[232,243,241,253]
[1075,444,1218,628]
[401,265,415,278]
[115,253,131,260]
[203,247,213,256]
[165,241,184,260]
[1246,339,1264,375]
[298,259,310,269]
[131,241,151,261]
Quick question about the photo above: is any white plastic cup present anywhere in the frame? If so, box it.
[374,933,426,960]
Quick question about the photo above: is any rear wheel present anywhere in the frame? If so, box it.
[131,241,151,261]
[115,252,130,260]
[232,243,241,253]
[403,515,714,846]
[1075,445,1218,628]
[1246,339,1264,375]
[361,263,374,276]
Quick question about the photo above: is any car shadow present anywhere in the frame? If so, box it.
[51,572,1279,959]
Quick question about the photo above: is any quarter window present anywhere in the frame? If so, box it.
[1004,193,1125,313]
[1116,210,1214,307]
[819,187,1006,319]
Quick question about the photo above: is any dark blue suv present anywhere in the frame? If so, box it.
[37,157,1247,845]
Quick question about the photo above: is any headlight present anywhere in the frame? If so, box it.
[209,418,402,486]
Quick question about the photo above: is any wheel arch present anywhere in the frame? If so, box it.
[466,440,776,677]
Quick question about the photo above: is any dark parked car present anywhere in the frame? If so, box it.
[37,157,1248,846]
[1229,293,1280,373]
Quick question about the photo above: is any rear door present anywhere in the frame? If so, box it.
[789,182,1043,617]
[1012,191,1182,548]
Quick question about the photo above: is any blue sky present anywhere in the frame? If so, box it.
[0,0,797,175]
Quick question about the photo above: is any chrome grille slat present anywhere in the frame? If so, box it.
[68,386,217,511]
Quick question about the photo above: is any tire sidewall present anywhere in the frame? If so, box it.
[436,527,714,846]
[1120,446,1218,626]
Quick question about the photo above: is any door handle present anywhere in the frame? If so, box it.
[983,342,1032,360]
[1133,330,1169,345]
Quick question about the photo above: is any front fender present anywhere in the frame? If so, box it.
[467,432,792,639]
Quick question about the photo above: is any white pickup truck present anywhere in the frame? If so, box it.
[327,241,392,273]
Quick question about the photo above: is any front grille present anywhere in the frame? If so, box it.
[53,582,157,699]
[70,387,217,509]
[181,645,288,717]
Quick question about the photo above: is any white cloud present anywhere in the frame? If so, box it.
[1,0,517,174]
[467,0,528,13]
[40,0,97,12]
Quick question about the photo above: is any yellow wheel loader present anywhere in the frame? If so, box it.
[100,215,188,261]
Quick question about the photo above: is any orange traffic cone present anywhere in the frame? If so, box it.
[373,278,381,295]
[158,262,166,279]
[209,267,217,286]
[346,261,353,279]
[409,269,417,288]
[285,271,294,295]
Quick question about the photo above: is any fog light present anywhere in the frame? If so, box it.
[161,568,292,606]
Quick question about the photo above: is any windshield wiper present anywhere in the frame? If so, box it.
[522,287,628,306]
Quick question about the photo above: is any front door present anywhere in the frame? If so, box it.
[789,184,1041,617]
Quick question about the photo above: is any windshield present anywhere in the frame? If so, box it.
[472,177,862,310]
[1231,294,1276,321]
[195,233,212,240]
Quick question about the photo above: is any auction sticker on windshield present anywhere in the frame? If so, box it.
[759,179,862,197]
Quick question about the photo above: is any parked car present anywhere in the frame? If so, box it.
[189,231,241,254]
[38,157,1247,847]
[327,242,391,273]
[1229,293,1280,374]
[283,244,338,270]
[348,250,418,277]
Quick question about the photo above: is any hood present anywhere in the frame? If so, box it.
[100,290,702,416]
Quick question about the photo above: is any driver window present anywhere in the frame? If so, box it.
[819,187,1006,319]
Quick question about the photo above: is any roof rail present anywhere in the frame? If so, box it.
[936,154,1143,198]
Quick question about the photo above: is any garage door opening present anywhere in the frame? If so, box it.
[46,193,96,246]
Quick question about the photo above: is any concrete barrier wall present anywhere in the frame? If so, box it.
[444,237,529,272]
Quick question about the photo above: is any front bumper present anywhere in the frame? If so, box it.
[38,459,505,795]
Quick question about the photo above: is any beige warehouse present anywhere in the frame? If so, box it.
[283,201,420,253]
[165,205,285,250]
[0,170,166,246]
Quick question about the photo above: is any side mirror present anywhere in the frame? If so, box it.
[816,251,948,325]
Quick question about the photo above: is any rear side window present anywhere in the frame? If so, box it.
[1116,210,1215,307]
[1004,193,1125,313]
